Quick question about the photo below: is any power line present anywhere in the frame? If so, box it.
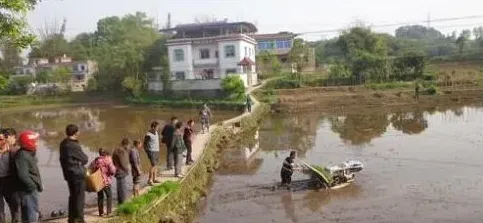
[297,15,483,35]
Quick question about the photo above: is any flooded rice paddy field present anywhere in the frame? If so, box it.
[198,103,483,223]
[0,105,240,215]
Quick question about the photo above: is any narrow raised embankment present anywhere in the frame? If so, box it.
[45,82,268,223]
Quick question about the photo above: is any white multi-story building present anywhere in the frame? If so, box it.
[150,21,259,95]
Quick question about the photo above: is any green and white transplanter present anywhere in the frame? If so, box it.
[300,161,333,185]
[300,160,364,189]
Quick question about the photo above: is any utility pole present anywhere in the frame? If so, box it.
[427,13,431,27]
[167,13,172,29]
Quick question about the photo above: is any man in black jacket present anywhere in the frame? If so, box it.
[59,124,88,223]
[112,138,130,205]
[15,130,42,223]
[161,116,178,170]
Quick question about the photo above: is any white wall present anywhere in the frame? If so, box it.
[218,40,243,78]
[239,41,256,62]
[148,79,222,91]
[168,44,194,79]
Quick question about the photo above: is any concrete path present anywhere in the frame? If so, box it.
[45,81,266,223]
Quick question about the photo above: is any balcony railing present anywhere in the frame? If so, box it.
[192,58,219,66]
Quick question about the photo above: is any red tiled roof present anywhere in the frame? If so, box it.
[237,57,255,66]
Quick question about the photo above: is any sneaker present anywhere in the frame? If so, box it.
[175,174,185,178]
[153,180,161,184]
[186,160,194,165]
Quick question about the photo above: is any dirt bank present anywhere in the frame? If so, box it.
[271,86,483,113]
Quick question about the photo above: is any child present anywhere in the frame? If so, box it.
[129,140,143,196]
[89,148,116,217]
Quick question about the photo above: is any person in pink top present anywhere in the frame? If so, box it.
[89,148,116,217]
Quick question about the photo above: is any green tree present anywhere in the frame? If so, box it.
[69,33,95,60]
[288,38,310,73]
[328,62,351,78]
[51,67,71,84]
[0,75,9,92]
[392,51,426,80]
[29,34,70,62]
[395,25,444,40]
[337,27,388,81]
[256,51,281,78]
[35,70,51,83]
[90,12,159,91]
[0,42,22,75]
[0,0,38,48]
[86,77,98,92]
[122,76,142,97]
[7,75,33,94]
[473,27,483,52]
[221,75,246,100]
[455,30,471,55]
[143,37,170,92]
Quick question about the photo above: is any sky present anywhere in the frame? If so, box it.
[27,0,483,41]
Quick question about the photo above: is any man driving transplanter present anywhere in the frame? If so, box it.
[280,150,301,189]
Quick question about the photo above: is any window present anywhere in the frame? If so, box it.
[258,41,267,50]
[284,41,292,49]
[267,42,275,49]
[175,71,185,80]
[276,41,284,49]
[200,49,210,59]
[224,45,235,58]
[226,69,237,75]
[202,69,215,79]
[80,65,86,71]
[174,49,184,62]
[215,51,219,58]
[244,46,248,57]
[249,48,252,57]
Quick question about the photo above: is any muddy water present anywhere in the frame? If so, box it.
[198,103,483,223]
[0,105,239,215]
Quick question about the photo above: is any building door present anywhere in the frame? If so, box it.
[203,69,214,79]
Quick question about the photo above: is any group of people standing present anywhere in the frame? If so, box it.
[0,104,213,223]
[0,128,42,223]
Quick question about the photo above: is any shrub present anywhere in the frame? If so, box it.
[86,78,98,92]
[6,76,34,95]
[122,76,142,98]
[221,75,246,100]
[423,86,438,95]
[0,76,9,93]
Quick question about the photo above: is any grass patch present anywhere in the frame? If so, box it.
[117,181,179,215]
[126,96,246,111]
[364,81,414,90]
[252,88,278,105]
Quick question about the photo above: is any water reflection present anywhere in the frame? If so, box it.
[329,113,390,145]
[261,104,482,147]
[390,110,428,135]
[218,128,263,175]
[281,192,298,223]
[301,184,363,213]
[260,113,321,157]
